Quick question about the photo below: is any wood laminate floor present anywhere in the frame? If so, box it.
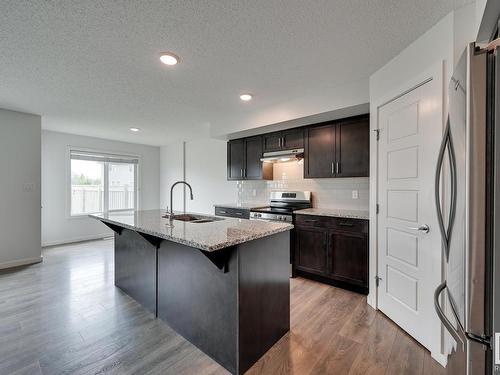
[0,239,444,375]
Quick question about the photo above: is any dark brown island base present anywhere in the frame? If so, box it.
[90,209,293,375]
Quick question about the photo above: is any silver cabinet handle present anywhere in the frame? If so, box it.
[240,169,243,177]
[336,162,340,174]
[282,137,285,148]
[407,224,430,233]
[331,162,334,174]
[278,137,281,148]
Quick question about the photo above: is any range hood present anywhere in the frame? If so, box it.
[260,148,304,163]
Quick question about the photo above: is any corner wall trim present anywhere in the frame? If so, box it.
[0,256,43,270]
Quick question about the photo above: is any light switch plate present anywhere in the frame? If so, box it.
[352,190,359,199]
[23,183,35,192]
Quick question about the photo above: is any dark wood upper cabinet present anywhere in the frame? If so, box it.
[304,124,335,178]
[227,136,272,181]
[263,128,304,153]
[282,128,304,150]
[335,117,369,177]
[263,133,282,152]
[228,114,368,180]
[304,115,369,178]
[227,139,245,180]
[245,136,265,180]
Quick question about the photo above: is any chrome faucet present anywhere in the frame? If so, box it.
[167,180,194,222]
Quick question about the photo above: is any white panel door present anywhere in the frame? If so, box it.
[377,79,442,352]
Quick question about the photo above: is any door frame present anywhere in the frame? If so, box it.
[368,61,448,365]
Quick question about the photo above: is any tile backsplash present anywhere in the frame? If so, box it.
[237,161,369,210]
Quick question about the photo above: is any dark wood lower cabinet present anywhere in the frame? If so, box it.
[329,230,368,286]
[293,215,368,294]
[294,227,328,275]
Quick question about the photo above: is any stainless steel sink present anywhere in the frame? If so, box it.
[162,213,224,223]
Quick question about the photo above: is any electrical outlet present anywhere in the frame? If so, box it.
[252,189,257,197]
[352,190,359,199]
[23,183,35,192]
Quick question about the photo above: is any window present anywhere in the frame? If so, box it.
[70,150,138,216]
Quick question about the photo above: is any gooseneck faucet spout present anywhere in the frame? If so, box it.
[168,181,194,222]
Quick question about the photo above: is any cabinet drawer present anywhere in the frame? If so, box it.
[295,214,368,234]
[215,207,250,219]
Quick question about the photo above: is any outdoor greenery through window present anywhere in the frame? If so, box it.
[70,150,138,216]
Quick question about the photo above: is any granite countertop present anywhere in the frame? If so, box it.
[294,208,369,220]
[214,202,267,210]
[90,209,293,252]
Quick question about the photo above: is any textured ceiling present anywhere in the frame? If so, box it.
[0,0,469,146]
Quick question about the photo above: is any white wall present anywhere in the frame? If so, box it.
[160,139,237,215]
[0,109,42,269]
[185,139,237,214]
[160,141,185,211]
[42,130,160,246]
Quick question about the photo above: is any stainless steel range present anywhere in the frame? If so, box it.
[250,191,312,222]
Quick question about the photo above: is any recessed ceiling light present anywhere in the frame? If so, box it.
[160,52,179,66]
[130,127,140,132]
[240,93,253,101]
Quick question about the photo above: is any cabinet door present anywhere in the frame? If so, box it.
[304,124,335,178]
[328,231,368,286]
[244,136,264,179]
[282,128,304,150]
[227,140,245,180]
[335,117,369,177]
[263,132,282,152]
[294,227,328,275]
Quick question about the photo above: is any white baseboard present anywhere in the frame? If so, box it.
[0,256,43,270]
[42,233,112,248]
[431,351,447,367]
[367,292,377,309]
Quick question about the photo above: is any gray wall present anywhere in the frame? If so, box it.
[0,109,41,269]
[42,130,160,246]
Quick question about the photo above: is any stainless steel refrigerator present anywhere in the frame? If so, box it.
[434,41,500,374]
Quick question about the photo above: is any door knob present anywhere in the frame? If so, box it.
[408,224,430,233]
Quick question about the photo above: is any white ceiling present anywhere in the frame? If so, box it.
[0,0,469,146]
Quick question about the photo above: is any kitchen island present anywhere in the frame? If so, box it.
[90,209,293,375]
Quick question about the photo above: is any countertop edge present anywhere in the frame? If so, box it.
[213,203,268,210]
[293,209,369,220]
[90,215,293,252]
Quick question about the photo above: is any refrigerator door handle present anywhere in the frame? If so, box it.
[446,128,458,247]
[434,116,457,261]
[434,281,464,348]
[435,120,451,259]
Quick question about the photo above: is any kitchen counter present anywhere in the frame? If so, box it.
[294,207,369,220]
[90,208,291,374]
[90,209,292,252]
